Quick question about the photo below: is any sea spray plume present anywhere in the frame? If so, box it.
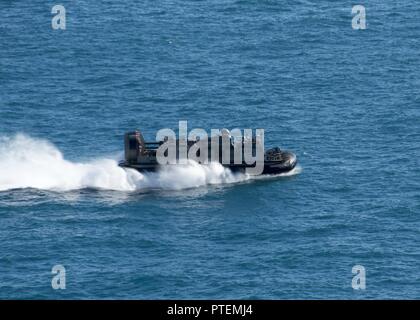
[138,160,248,190]
[0,134,142,191]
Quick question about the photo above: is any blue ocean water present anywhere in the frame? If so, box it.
[0,0,419,299]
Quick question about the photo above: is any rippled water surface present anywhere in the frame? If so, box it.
[0,1,419,299]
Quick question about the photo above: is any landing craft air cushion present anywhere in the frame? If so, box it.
[119,130,297,175]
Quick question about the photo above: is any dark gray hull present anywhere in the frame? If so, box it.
[119,151,297,175]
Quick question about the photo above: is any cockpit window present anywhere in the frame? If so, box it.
[129,138,137,150]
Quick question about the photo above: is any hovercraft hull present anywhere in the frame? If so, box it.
[119,151,297,175]
[119,130,297,176]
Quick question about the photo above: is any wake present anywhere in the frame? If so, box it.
[0,134,300,192]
